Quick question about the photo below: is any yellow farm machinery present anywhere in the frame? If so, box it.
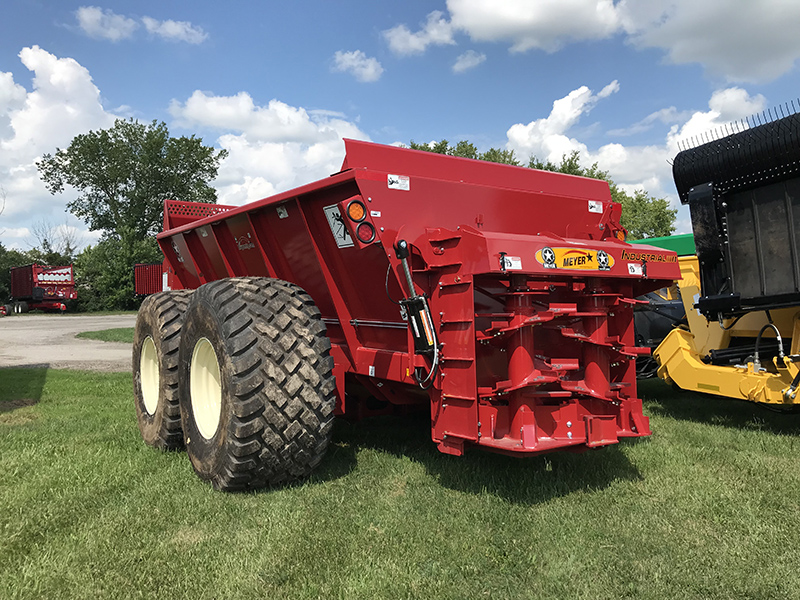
[650,111,800,406]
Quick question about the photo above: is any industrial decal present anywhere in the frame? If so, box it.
[535,247,614,271]
[620,249,677,263]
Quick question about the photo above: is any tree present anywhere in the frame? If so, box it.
[37,119,227,310]
[74,236,163,311]
[408,139,520,165]
[37,119,228,242]
[27,219,80,265]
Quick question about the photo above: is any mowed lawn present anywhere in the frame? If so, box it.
[2,368,800,599]
[75,328,135,343]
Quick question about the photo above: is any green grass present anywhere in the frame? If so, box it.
[76,328,135,343]
[2,371,800,599]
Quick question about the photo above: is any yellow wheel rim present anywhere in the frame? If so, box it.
[190,337,222,439]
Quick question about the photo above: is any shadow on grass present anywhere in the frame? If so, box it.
[319,412,642,505]
[0,367,50,422]
[639,377,800,436]
[0,367,49,403]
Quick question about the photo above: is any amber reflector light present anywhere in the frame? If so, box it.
[347,200,366,222]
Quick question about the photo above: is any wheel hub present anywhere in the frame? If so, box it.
[190,337,222,439]
[140,336,160,415]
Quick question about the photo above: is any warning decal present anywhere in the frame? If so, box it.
[323,204,354,248]
[500,255,523,271]
[588,200,603,214]
[388,174,410,191]
[535,247,614,271]
[627,263,643,276]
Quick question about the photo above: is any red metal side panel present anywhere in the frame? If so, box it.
[135,263,164,295]
[10,265,34,298]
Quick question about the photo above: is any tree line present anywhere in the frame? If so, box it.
[0,120,676,311]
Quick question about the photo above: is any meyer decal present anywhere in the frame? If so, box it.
[535,247,614,271]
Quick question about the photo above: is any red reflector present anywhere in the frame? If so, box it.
[356,222,375,243]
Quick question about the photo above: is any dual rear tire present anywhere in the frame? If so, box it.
[133,278,336,491]
[133,290,193,449]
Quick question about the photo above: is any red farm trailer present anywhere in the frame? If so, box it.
[132,139,680,491]
[7,263,76,313]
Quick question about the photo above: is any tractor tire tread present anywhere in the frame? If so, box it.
[182,277,335,491]
[133,289,193,449]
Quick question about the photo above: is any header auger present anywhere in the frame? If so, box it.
[656,109,800,405]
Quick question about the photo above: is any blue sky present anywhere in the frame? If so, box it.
[2,1,800,250]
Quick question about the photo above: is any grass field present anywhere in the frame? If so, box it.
[75,327,135,343]
[2,368,800,599]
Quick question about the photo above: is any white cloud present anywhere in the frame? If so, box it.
[142,16,208,44]
[384,11,456,55]
[387,1,800,82]
[507,80,619,163]
[169,91,370,206]
[620,0,800,83]
[76,6,208,45]
[448,0,620,52]
[170,92,326,143]
[0,47,116,250]
[332,50,384,82]
[453,50,486,73]
[505,82,768,234]
[0,48,371,251]
[76,6,139,42]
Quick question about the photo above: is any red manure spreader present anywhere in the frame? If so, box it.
[7,263,76,314]
[133,140,680,490]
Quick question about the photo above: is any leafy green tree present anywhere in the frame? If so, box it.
[38,119,227,242]
[37,118,227,310]
[408,139,519,165]
[479,147,520,166]
[74,236,162,311]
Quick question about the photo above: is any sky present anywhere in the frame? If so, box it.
[2,0,800,251]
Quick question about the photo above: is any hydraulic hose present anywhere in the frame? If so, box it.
[753,322,784,372]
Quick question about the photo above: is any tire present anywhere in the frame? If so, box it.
[178,277,336,491]
[133,289,194,449]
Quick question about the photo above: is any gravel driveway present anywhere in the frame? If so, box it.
[0,314,137,372]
